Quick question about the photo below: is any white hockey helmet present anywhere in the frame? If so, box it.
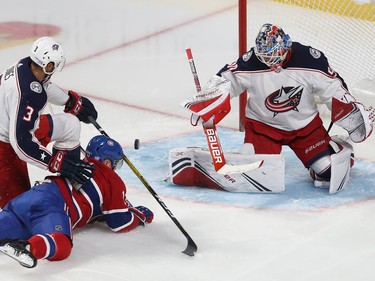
[254,23,292,70]
[30,37,66,75]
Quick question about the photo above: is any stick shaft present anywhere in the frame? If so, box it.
[88,116,197,256]
[185,48,202,92]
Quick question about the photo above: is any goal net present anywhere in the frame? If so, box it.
[240,0,375,122]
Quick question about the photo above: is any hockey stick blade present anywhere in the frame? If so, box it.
[216,160,264,175]
[183,238,198,256]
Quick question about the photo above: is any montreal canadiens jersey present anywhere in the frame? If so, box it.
[217,42,350,131]
[52,158,140,233]
[0,57,69,169]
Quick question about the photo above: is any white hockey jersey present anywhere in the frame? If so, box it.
[0,57,69,169]
[217,42,350,131]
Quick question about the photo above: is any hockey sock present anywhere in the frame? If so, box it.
[28,232,72,261]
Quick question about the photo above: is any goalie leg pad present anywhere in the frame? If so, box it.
[309,155,331,188]
[328,136,353,194]
[168,147,284,193]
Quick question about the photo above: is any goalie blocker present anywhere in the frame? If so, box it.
[331,94,374,142]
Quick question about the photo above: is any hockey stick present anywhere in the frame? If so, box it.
[185,47,263,174]
[88,116,197,256]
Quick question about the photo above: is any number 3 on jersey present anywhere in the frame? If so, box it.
[23,105,34,122]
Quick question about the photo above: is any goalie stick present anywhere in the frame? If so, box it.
[185,47,263,174]
[88,116,197,257]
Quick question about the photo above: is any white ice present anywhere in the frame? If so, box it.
[1,1,375,280]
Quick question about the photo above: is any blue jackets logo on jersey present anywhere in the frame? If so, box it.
[265,85,303,116]
[309,47,321,59]
[30,81,42,93]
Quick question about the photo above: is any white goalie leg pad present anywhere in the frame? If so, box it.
[168,147,284,193]
[310,155,331,188]
[239,143,255,155]
[329,136,353,194]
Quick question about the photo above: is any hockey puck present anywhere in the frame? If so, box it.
[134,139,140,150]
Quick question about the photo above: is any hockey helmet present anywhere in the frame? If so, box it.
[86,135,124,170]
[30,37,66,75]
[254,23,292,70]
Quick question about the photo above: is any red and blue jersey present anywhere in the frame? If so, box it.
[52,158,140,233]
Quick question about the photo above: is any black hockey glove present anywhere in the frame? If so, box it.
[64,90,98,124]
[48,151,94,184]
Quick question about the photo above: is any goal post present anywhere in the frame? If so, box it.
[238,0,247,132]
[238,0,375,130]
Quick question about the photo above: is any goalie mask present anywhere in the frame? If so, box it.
[254,23,292,71]
[86,135,124,170]
[30,36,66,75]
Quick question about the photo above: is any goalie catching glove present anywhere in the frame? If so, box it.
[64,90,98,124]
[331,94,374,142]
[181,76,232,126]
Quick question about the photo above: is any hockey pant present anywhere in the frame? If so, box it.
[0,141,31,208]
[0,182,72,261]
[244,115,332,168]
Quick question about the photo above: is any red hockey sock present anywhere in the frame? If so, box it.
[28,233,72,261]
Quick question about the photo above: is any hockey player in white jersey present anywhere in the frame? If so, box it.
[0,37,98,207]
[178,23,374,194]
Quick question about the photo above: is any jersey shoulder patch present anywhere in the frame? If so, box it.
[286,42,329,73]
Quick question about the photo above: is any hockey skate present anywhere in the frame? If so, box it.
[0,239,37,268]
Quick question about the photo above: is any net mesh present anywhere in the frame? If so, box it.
[246,0,375,90]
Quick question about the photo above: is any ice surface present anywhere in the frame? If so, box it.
[1,1,375,280]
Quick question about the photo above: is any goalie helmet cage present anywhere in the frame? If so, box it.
[238,0,375,131]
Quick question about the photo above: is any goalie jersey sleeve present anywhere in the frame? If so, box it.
[53,158,141,233]
[216,42,351,131]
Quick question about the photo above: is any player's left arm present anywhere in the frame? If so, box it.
[102,172,153,233]
[44,82,98,123]
[314,65,373,142]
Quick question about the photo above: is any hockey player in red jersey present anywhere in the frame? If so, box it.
[181,23,374,194]
[0,135,153,268]
[0,36,98,207]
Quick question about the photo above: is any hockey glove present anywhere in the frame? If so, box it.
[48,151,94,184]
[181,76,231,126]
[129,206,154,225]
[331,96,373,142]
[64,90,98,124]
